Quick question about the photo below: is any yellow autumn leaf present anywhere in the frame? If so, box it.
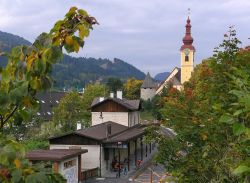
[26,54,36,71]
[73,39,80,53]
[23,168,34,175]
[69,7,77,13]
[14,159,21,169]
[65,36,74,46]
[78,25,89,39]
[201,134,208,140]
[23,96,32,107]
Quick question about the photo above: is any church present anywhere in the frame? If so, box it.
[141,16,195,100]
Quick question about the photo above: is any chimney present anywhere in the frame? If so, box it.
[99,97,105,102]
[77,122,81,130]
[82,88,85,93]
[107,124,112,137]
[117,90,123,99]
[110,92,114,98]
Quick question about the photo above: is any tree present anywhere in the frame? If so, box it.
[106,77,123,93]
[52,92,87,134]
[0,7,97,130]
[0,7,97,182]
[123,78,143,99]
[150,28,250,182]
[81,83,108,123]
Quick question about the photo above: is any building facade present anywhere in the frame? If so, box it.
[156,16,195,94]
[180,16,195,84]
[90,94,140,127]
[140,72,157,100]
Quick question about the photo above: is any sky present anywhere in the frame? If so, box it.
[0,0,249,76]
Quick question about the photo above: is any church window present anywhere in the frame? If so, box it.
[185,56,189,62]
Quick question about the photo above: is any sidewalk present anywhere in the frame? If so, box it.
[83,156,156,183]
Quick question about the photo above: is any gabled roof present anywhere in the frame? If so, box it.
[26,149,88,161]
[49,121,128,142]
[91,97,140,111]
[103,124,146,143]
[36,91,67,120]
[49,122,176,145]
[75,121,128,140]
[156,67,181,94]
[141,72,157,88]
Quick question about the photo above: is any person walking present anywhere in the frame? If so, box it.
[123,158,128,175]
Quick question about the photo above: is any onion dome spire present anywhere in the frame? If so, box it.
[180,16,195,51]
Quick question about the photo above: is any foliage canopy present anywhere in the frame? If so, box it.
[0,7,97,182]
[150,28,250,182]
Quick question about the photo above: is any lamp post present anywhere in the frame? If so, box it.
[117,141,122,178]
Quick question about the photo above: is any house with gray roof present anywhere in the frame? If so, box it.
[140,72,157,100]
[90,91,141,127]
[35,91,66,120]
[48,90,176,179]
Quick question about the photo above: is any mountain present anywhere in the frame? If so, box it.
[52,56,145,89]
[0,31,31,52]
[154,72,170,82]
[0,31,145,89]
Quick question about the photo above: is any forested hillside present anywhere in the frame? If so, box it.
[0,31,145,89]
[53,56,145,89]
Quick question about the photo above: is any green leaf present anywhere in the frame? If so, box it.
[33,33,52,49]
[78,9,88,16]
[30,78,41,90]
[11,169,22,183]
[233,165,250,175]
[233,109,245,116]
[233,123,246,135]
[230,90,245,98]
[19,109,30,121]
[219,114,235,124]
[1,69,10,82]
[25,172,48,183]
[51,20,64,32]
[9,81,29,104]
[42,46,62,64]
[78,25,89,39]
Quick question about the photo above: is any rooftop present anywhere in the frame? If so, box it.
[91,97,140,111]
[26,149,88,161]
[141,72,157,88]
[36,91,67,120]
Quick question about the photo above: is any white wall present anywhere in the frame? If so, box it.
[91,112,129,126]
[128,111,140,127]
[50,145,100,170]
[140,88,156,101]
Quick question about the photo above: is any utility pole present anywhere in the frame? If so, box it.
[150,169,153,183]
[149,167,153,183]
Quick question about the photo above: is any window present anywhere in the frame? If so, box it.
[185,55,189,62]
[63,159,76,170]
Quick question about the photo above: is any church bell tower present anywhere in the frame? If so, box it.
[180,16,195,84]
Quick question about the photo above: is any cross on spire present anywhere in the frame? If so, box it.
[188,8,191,16]
[180,10,195,51]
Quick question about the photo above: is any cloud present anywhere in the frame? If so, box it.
[0,0,249,75]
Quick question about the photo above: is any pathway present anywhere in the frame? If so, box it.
[133,164,165,183]
[84,164,167,183]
